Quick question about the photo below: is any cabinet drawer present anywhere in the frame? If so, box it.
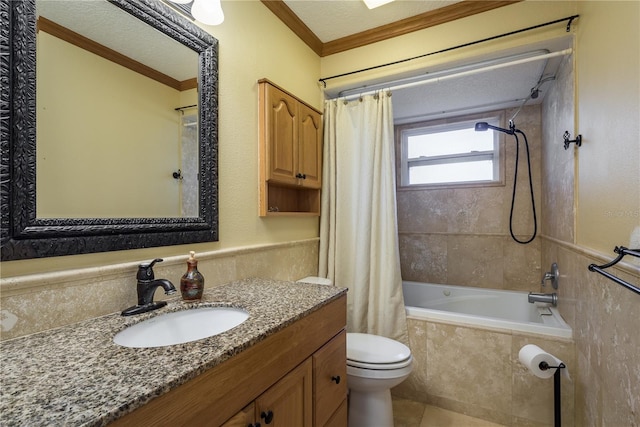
[313,330,347,427]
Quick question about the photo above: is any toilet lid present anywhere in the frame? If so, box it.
[346,333,411,365]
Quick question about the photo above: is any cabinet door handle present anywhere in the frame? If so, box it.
[331,375,341,384]
[295,173,306,179]
[261,410,274,424]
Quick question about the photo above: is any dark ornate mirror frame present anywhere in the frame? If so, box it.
[0,0,219,261]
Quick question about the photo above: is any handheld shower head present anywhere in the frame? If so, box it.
[474,122,489,131]
[474,122,515,135]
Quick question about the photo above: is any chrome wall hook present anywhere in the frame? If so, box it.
[563,131,582,150]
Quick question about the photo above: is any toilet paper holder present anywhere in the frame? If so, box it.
[539,360,566,427]
[538,360,566,371]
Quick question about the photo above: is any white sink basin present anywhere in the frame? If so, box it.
[114,307,249,348]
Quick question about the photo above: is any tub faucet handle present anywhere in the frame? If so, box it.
[541,262,559,289]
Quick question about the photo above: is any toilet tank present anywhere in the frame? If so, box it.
[297,276,333,286]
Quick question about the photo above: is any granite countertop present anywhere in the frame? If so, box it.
[0,278,346,426]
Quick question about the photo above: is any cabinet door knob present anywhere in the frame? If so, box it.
[295,173,306,179]
[261,410,274,424]
[331,375,341,384]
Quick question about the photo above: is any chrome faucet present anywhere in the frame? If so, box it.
[541,262,559,289]
[121,258,177,316]
[528,292,558,306]
[531,262,560,306]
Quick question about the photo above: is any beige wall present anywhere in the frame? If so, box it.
[2,0,323,278]
[575,1,640,253]
[37,31,184,218]
[542,2,640,425]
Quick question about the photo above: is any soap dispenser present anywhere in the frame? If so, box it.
[180,251,204,301]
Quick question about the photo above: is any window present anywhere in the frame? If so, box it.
[397,115,503,187]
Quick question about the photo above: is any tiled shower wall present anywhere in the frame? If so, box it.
[397,104,544,292]
[541,52,640,425]
[542,239,639,426]
[394,317,575,426]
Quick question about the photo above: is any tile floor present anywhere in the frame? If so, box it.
[392,398,506,427]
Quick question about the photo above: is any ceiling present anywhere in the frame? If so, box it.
[263,0,520,56]
[283,0,463,43]
[37,0,198,82]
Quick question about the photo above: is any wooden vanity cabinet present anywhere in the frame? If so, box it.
[258,79,323,216]
[220,403,255,427]
[254,358,313,426]
[109,295,346,427]
[222,331,346,427]
[313,330,347,427]
[221,359,312,427]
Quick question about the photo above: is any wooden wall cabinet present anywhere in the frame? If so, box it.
[109,296,346,427]
[259,79,323,216]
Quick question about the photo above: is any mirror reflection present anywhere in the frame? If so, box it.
[2,0,218,261]
[36,0,199,218]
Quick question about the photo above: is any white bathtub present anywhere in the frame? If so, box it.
[403,281,572,339]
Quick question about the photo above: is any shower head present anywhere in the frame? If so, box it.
[474,122,515,135]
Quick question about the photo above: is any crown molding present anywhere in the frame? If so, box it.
[261,0,521,57]
[260,0,323,55]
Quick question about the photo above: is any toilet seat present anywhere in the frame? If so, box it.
[347,356,412,370]
[347,333,412,366]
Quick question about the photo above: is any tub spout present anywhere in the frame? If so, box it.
[528,292,558,306]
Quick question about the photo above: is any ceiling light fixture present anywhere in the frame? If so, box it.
[363,0,394,10]
[168,0,224,26]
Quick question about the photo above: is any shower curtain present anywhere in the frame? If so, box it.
[319,93,408,343]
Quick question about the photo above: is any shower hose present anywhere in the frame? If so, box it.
[510,129,537,244]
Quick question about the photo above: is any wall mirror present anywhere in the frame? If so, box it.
[1,0,219,260]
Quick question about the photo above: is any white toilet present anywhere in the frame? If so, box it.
[296,277,413,427]
[346,332,413,427]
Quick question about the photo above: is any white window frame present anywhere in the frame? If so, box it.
[397,114,505,189]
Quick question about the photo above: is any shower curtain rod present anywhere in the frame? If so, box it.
[318,14,579,87]
[174,104,197,111]
[335,48,572,101]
